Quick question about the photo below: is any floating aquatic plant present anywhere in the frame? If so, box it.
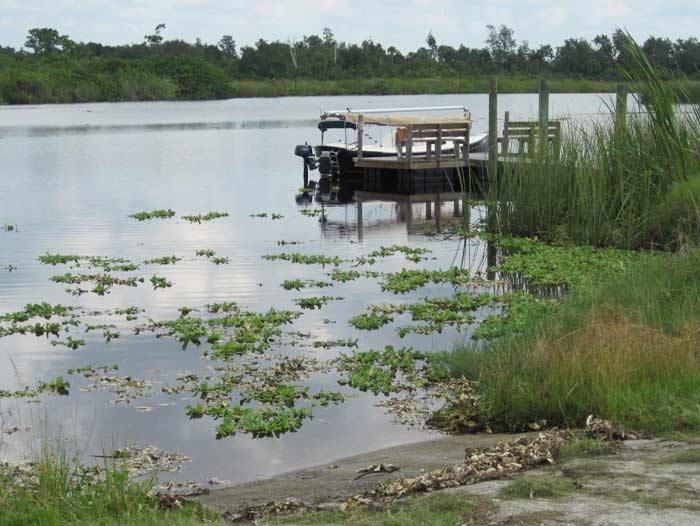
[150,276,173,289]
[129,209,176,221]
[381,267,479,293]
[293,296,343,310]
[144,255,180,265]
[262,253,342,266]
[211,257,229,265]
[281,279,333,290]
[196,249,216,257]
[299,208,324,218]
[349,311,393,331]
[313,338,358,349]
[354,245,432,265]
[277,240,303,246]
[37,376,70,395]
[337,346,425,395]
[2,224,16,232]
[328,269,361,282]
[182,211,229,223]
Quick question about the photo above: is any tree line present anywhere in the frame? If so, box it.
[1,25,699,103]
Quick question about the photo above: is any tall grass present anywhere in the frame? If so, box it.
[495,35,700,250]
[0,445,214,526]
[437,248,700,433]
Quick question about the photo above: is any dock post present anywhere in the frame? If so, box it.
[356,199,364,241]
[426,201,432,220]
[406,125,414,169]
[357,114,364,161]
[453,200,459,217]
[538,80,549,152]
[615,83,628,136]
[488,79,498,182]
[406,196,413,233]
[435,193,442,233]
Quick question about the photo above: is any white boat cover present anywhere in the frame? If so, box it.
[321,112,472,126]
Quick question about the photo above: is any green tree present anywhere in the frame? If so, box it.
[218,35,237,58]
[24,28,72,54]
[145,23,166,45]
[486,25,516,70]
[426,31,437,60]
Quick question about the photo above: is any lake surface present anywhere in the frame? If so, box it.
[0,93,619,485]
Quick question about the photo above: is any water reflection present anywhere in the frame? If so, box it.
[0,94,608,485]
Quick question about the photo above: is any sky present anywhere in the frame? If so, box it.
[1,0,699,52]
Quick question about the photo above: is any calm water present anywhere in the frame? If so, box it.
[0,93,618,484]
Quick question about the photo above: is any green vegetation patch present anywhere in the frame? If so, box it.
[349,311,393,331]
[195,249,216,257]
[181,211,229,223]
[495,236,647,287]
[337,346,425,395]
[313,338,358,349]
[281,279,333,290]
[434,248,700,434]
[144,255,180,265]
[381,267,476,293]
[250,212,283,220]
[128,209,176,221]
[263,253,342,266]
[328,269,361,282]
[150,276,173,289]
[293,296,343,310]
[359,245,432,264]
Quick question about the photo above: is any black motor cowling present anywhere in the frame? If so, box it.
[295,144,313,158]
[295,144,316,187]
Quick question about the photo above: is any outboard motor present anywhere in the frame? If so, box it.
[294,143,316,188]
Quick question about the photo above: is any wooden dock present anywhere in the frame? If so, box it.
[354,152,495,171]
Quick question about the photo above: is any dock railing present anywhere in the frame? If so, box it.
[355,116,472,170]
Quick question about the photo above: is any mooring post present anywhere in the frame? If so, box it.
[538,79,549,152]
[356,199,364,241]
[615,83,628,136]
[406,196,413,233]
[357,114,364,161]
[488,79,498,181]
[453,199,459,217]
[426,201,432,220]
[435,193,442,233]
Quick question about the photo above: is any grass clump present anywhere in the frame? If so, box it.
[129,209,176,221]
[494,35,700,250]
[436,248,700,434]
[0,449,215,526]
[195,249,215,257]
[499,476,573,499]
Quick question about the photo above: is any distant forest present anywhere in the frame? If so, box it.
[1,25,699,104]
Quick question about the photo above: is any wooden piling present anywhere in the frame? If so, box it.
[357,114,364,161]
[356,199,364,240]
[538,80,549,150]
[488,79,498,180]
[615,83,628,136]
[435,193,442,233]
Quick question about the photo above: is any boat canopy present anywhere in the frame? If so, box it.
[318,120,357,132]
[321,112,471,127]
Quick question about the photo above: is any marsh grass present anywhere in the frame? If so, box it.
[495,35,700,250]
[437,249,700,434]
[0,447,215,526]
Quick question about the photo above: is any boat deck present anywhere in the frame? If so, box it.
[353,152,500,171]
